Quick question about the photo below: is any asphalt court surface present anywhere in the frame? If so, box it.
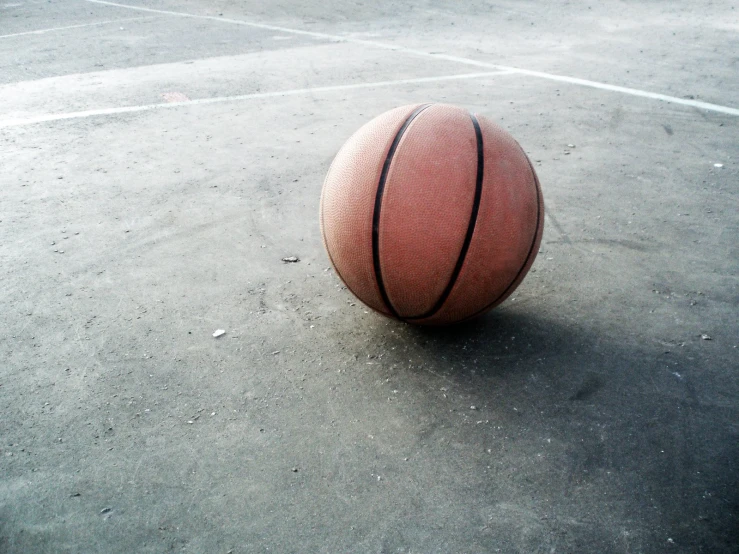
[1,1,737,553]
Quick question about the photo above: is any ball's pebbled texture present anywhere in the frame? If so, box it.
[320,103,544,325]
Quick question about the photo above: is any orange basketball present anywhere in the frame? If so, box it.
[320,103,544,325]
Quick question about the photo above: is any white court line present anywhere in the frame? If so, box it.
[0,71,513,128]
[490,68,739,117]
[85,0,367,41]
[0,16,156,39]
[85,0,739,117]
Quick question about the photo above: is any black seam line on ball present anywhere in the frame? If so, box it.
[372,103,432,319]
[466,150,542,321]
[405,112,485,321]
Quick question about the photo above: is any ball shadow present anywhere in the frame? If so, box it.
[398,305,591,382]
[367,304,738,550]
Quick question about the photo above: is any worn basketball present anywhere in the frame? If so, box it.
[320,103,544,325]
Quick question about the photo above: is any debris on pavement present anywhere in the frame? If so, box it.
[212,329,226,338]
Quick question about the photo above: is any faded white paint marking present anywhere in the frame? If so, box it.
[0,71,513,128]
[0,16,155,39]
[85,0,739,117]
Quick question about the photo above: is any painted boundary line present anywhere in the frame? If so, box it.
[85,0,739,117]
[0,16,156,39]
[0,72,513,128]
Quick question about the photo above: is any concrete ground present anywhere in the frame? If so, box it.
[1,1,737,552]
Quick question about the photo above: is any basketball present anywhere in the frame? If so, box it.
[320,103,544,325]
